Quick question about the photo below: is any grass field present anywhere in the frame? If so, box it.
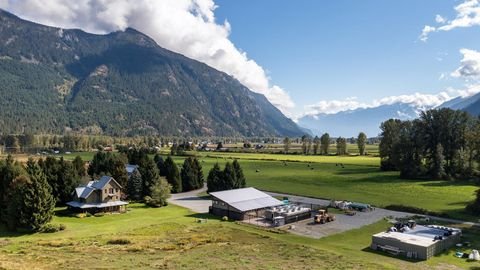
[1,204,479,269]
[33,150,480,221]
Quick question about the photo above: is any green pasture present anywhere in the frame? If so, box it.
[1,203,478,269]
[54,150,480,221]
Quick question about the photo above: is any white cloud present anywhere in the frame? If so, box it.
[451,48,480,79]
[302,89,480,117]
[435,14,446,24]
[421,0,480,41]
[0,0,295,114]
[420,25,436,42]
[304,97,368,115]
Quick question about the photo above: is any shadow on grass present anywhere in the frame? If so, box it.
[420,181,477,188]
[186,212,225,222]
[0,224,35,238]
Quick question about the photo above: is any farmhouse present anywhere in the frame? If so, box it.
[209,187,283,220]
[371,224,461,260]
[66,176,128,213]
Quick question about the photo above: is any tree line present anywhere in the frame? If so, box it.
[378,108,480,214]
[283,132,368,156]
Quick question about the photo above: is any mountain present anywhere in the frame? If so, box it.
[0,9,303,137]
[438,92,480,116]
[297,103,419,137]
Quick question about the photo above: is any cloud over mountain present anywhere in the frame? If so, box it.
[0,0,295,114]
[452,48,480,79]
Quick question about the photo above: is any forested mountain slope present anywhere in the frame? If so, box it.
[0,9,303,137]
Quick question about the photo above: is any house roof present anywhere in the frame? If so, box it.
[209,187,283,212]
[73,176,122,200]
[126,164,139,174]
[75,186,95,199]
[91,176,122,189]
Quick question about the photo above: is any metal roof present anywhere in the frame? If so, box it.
[66,200,128,209]
[210,187,283,212]
[91,176,115,189]
[126,164,139,174]
[373,225,462,248]
[75,186,95,199]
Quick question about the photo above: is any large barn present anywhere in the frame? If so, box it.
[209,187,283,220]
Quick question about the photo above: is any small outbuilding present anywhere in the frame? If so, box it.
[209,187,283,220]
[371,225,461,260]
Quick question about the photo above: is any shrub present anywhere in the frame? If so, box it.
[75,213,87,218]
[40,223,66,233]
[107,239,131,245]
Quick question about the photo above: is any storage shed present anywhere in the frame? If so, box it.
[209,188,283,220]
[371,225,461,260]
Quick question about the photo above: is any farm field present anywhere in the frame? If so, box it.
[0,204,478,269]
[11,150,479,221]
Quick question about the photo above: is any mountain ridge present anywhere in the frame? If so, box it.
[0,9,303,137]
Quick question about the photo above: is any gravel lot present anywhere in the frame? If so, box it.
[168,185,211,213]
[266,191,411,238]
[287,208,409,239]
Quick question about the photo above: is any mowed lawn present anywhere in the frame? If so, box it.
[58,151,478,220]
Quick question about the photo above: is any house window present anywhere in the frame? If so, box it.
[105,189,107,194]
[109,188,113,193]
[116,188,119,193]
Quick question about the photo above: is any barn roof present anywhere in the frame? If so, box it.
[210,187,283,212]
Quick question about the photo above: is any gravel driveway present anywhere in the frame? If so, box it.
[168,185,211,213]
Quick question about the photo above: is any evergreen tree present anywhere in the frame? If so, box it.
[357,132,367,155]
[0,155,24,223]
[181,157,196,192]
[207,163,223,193]
[138,156,161,197]
[223,162,236,190]
[232,159,246,188]
[192,157,204,188]
[72,156,86,177]
[57,158,80,204]
[154,154,166,176]
[111,157,129,189]
[144,177,171,207]
[7,159,55,231]
[180,157,205,192]
[126,169,143,201]
[163,156,182,193]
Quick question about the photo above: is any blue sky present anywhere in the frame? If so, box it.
[215,0,480,116]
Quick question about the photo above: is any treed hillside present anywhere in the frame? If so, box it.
[0,9,303,137]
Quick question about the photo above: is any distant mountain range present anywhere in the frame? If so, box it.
[298,93,480,137]
[298,103,419,137]
[0,9,303,137]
